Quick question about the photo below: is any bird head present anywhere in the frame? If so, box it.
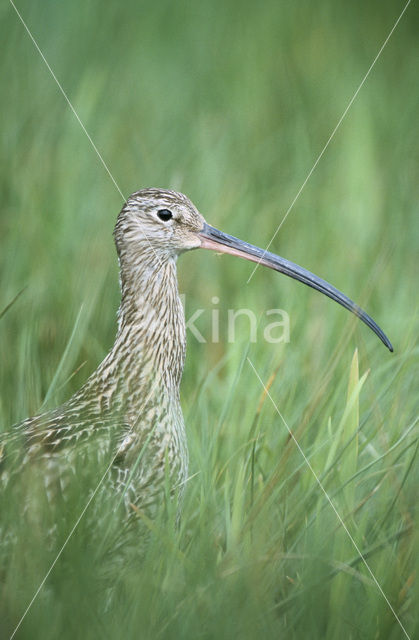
[114,188,204,258]
[114,188,393,351]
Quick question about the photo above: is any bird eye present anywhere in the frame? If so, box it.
[157,209,173,222]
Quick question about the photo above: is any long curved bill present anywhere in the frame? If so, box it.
[199,223,393,352]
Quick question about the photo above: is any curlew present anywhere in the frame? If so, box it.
[0,188,392,525]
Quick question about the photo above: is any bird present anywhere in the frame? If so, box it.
[0,188,393,529]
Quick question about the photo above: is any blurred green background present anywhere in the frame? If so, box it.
[0,0,418,638]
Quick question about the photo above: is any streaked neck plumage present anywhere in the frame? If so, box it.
[75,244,186,424]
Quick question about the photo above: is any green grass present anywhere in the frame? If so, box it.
[1,0,418,638]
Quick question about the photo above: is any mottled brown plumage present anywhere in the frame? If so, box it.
[1,189,204,520]
[0,187,392,532]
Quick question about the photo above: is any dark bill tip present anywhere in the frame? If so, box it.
[199,223,393,352]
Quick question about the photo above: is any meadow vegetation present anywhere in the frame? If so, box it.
[0,1,417,638]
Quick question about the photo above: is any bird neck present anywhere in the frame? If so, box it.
[78,250,186,423]
[117,249,186,384]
